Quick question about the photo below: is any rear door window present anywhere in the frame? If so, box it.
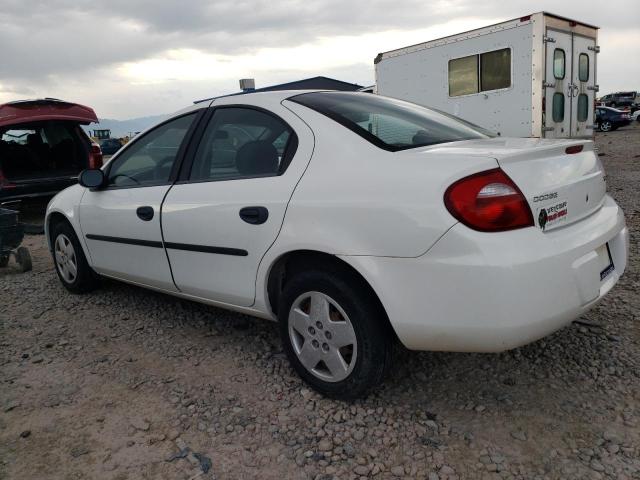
[578,54,589,82]
[188,107,295,182]
[553,49,566,79]
[552,93,565,122]
[577,94,589,122]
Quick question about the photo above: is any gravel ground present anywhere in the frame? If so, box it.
[1,124,639,480]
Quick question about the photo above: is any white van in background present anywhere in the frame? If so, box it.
[375,12,599,139]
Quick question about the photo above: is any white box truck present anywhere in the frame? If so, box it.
[375,12,599,138]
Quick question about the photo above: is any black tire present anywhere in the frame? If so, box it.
[599,121,612,132]
[0,255,9,268]
[16,247,32,272]
[50,221,99,293]
[278,268,391,400]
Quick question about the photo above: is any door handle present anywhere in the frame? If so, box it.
[239,206,268,225]
[136,206,154,221]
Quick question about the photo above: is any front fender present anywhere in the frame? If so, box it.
[45,185,88,257]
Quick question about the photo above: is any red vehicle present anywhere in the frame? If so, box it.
[0,98,102,204]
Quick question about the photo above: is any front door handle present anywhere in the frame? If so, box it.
[136,206,154,221]
[239,206,268,225]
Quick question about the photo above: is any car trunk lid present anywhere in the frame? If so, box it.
[0,98,98,128]
[417,137,606,231]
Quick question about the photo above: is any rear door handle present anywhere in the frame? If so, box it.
[136,206,154,221]
[239,206,268,225]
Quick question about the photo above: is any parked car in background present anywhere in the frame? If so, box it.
[632,110,640,122]
[100,138,122,155]
[595,106,632,131]
[598,92,638,110]
[46,91,627,398]
[0,99,102,204]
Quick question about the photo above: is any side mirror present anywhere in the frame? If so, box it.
[78,169,105,189]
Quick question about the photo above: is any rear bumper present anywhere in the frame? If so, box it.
[341,195,627,352]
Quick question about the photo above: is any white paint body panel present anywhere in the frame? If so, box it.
[45,90,627,354]
[375,12,598,139]
[162,96,315,306]
[79,185,177,290]
[340,195,627,351]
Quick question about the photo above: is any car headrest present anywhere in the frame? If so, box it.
[235,140,279,176]
[27,133,43,146]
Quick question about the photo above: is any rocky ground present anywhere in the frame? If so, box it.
[1,123,639,480]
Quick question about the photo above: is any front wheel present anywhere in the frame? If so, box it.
[278,269,391,399]
[599,121,612,132]
[51,221,99,293]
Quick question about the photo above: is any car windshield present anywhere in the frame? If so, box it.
[289,92,491,151]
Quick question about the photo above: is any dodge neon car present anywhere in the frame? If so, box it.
[45,91,628,398]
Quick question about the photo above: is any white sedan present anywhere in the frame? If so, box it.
[45,91,628,399]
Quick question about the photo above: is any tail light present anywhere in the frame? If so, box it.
[444,169,533,232]
[565,145,584,154]
[0,168,16,190]
[88,143,103,169]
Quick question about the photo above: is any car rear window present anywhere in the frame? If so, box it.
[289,92,490,151]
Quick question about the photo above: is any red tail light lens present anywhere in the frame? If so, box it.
[0,168,16,189]
[444,169,534,232]
[565,145,584,154]
[88,144,103,169]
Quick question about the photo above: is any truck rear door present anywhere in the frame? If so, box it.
[544,30,573,137]
[571,35,597,137]
[544,28,597,138]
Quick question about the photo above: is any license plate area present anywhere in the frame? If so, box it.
[597,243,614,281]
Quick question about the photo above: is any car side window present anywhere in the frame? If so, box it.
[189,108,295,182]
[107,113,196,187]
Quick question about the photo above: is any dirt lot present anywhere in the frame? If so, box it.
[1,124,639,480]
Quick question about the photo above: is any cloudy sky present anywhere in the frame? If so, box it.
[1,0,638,119]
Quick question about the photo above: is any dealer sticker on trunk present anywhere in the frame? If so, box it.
[537,200,568,231]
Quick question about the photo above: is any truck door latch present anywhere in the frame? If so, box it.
[543,36,556,43]
[588,45,600,53]
[587,85,599,92]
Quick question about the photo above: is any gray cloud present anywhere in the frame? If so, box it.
[1,0,637,117]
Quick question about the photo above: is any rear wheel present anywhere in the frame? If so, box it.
[599,121,612,132]
[278,269,391,399]
[0,255,8,268]
[51,221,99,293]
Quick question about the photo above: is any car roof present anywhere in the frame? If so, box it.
[194,89,335,106]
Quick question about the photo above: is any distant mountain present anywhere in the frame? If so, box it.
[83,114,169,138]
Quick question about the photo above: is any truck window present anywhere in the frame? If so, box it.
[480,48,511,91]
[289,91,490,152]
[448,55,478,96]
[449,48,511,97]
[578,54,589,82]
[577,94,589,122]
[553,49,565,79]
[552,93,565,122]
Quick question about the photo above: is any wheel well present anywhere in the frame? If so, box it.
[266,250,395,337]
[47,212,71,248]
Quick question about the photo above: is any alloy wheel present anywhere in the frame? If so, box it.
[288,291,357,382]
[54,233,78,283]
